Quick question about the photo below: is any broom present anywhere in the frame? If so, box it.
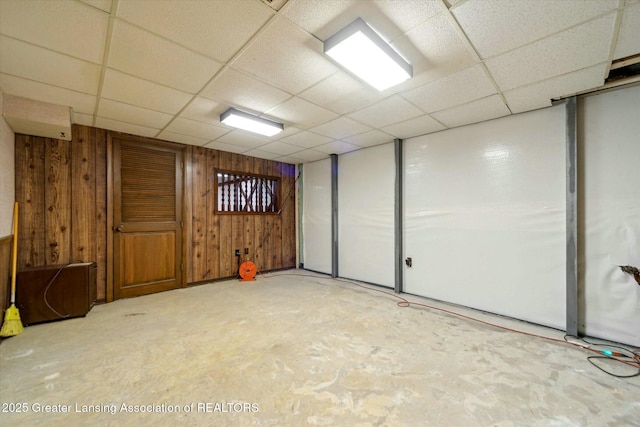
[0,202,24,337]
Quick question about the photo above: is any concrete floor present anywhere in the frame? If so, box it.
[1,270,638,426]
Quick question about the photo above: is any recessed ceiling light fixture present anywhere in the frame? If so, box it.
[220,108,283,137]
[324,18,412,91]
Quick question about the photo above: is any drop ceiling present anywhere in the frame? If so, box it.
[1,0,638,164]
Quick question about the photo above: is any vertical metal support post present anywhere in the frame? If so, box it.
[297,163,303,268]
[330,154,339,278]
[394,139,403,294]
[566,96,579,337]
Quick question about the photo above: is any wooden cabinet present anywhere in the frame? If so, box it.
[16,263,97,325]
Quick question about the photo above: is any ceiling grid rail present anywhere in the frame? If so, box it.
[92,0,119,127]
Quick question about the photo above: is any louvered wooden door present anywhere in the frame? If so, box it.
[113,137,183,299]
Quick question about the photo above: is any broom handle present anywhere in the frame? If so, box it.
[10,202,18,304]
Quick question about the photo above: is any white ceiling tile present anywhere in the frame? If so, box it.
[614,2,640,60]
[72,112,94,126]
[204,141,250,154]
[375,0,443,34]
[79,0,112,13]
[323,86,387,115]
[313,140,361,155]
[180,97,224,125]
[233,16,337,94]
[348,95,423,127]
[298,72,368,109]
[279,131,332,149]
[243,149,283,161]
[452,0,617,59]
[485,14,616,91]
[216,130,272,148]
[156,130,210,147]
[282,0,441,41]
[0,73,96,114]
[265,96,337,128]
[402,64,496,113]
[182,100,309,142]
[391,13,477,85]
[431,94,511,128]
[108,20,222,93]
[202,68,291,113]
[0,0,108,63]
[165,117,228,140]
[266,125,302,141]
[98,99,173,129]
[381,114,446,139]
[117,0,274,62]
[254,141,302,156]
[274,155,304,164]
[309,117,371,140]
[0,36,101,95]
[343,130,394,148]
[504,63,608,114]
[282,0,369,40]
[95,117,159,138]
[1,0,633,145]
[286,149,327,162]
[101,69,192,114]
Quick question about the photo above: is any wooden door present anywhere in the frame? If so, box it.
[113,137,183,299]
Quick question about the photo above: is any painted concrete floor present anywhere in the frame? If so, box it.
[1,270,638,426]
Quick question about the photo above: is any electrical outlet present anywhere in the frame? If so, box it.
[235,249,240,256]
[244,248,249,255]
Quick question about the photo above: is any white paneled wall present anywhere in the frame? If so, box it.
[302,158,332,274]
[300,84,639,345]
[338,144,395,287]
[403,105,567,329]
[581,85,640,346]
[0,89,16,235]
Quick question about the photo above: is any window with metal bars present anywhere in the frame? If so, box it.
[215,170,279,214]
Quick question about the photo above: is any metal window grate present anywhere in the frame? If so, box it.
[215,169,279,214]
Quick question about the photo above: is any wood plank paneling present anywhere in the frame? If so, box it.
[184,146,194,284]
[230,154,245,277]
[15,135,45,269]
[71,125,96,264]
[106,132,114,302]
[206,149,220,279]
[253,158,267,272]
[218,151,233,278]
[263,161,276,271]
[275,161,285,270]
[0,235,12,312]
[44,138,71,265]
[281,163,297,268]
[232,215,244,276]
[95,129,107,301]
[191,146,208,281]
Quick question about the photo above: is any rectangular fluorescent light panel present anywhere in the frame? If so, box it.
[324,18,412,91]
[220,108,283,137]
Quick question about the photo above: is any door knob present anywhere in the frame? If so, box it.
[115,225,124,232]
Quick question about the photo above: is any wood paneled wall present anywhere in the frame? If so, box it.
[14,125,296,301]
[15,126,108,300]
[185,146,296,283]
[0,235,12,312]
